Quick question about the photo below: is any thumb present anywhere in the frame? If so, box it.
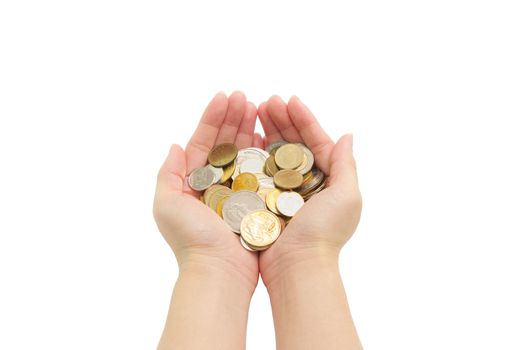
[329,134,359,191]
[156,144,187,194]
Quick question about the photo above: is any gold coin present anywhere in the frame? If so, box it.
[264,155,279,176]
[240,210,281,248]
[295,143,315,175]
[216,196,228,217]
[204,184,226,207]
[273,169,303,189]
[302,170,314,184]
[240,235,258,251]
[265,188,281,215]
[220,161,235,183]
[232,172,259,192]
[274,143,304,170]
[208,143,238,167]
[243,239,272,251]
[293,153,308,172]
[209,187,233,212]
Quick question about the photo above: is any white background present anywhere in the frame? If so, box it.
[1,1,511,349]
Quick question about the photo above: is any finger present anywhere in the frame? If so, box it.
[185,92,228,174]
[257,101,283,144]
[234,101,257,148]
[215,91,247,145]
[267,95,302,142]
[287,95,334,174]
[329,134,359,190]
[157,144,187,194]
[252,132,264,148]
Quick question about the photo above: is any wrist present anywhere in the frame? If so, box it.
[178,255,258,296]
[261,247,341,296]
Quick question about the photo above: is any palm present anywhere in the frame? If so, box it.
[154,92,262,287]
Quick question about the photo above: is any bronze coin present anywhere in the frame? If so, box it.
[273,169,303,189]
[208,143,238,167]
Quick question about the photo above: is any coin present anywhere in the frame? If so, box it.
[207,164,224,184]
[276,191,304,217]
[265,140,288,154]
[204,184,226,207]
[188,166,216,191]
[208,143,238,167]
[273,169,304,189]
[240,210,281,248]
[293,153,308,173]
[186,141,327,251]
[240,235,258,252]
[220,161,235,183]
[264,155,280,177]
[209,187,233,212]
[295,143,315,175]
[296,167,325,195]
[274,143,304,169]
[222,191,266,233]
[232,148,269,179]
[265,188,282,215]
[240,158,265,174]
[232,172,259,192]
[256,173,275,190]
[216,196,228,217]
[243,240,272,251]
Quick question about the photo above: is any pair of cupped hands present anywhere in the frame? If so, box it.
[153,92,362,294]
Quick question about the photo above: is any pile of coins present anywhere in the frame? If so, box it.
[188,141,326,251]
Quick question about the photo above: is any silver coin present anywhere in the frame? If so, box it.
[239,158,265,174]
[265,140,288,154]
[244,147,270,156]
[295,143,315,175]
[188,166,216,191]
[232,148,270,179]
[222,190,266,233]
[207,164,224,184]
[276,191,304,217]
[255,173,276,189]
[296,168,325,194]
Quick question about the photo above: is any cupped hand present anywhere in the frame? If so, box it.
[257,96,363,287]
[153,92,263,292]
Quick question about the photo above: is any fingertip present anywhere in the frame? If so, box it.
[341,133,353,152]
[269,94,284,103]
[215,91,227,98]
[252,132,264,148]
[229,90,247,102]
[288,95,301,106]
[170,143,183,153]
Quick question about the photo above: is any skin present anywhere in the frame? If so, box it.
[153,91,262,350]
[153,92,362,350]
[259,95,363,350]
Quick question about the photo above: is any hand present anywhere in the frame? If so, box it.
[153,91,263,293]
[257,95,363,289]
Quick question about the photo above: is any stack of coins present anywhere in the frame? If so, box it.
[187,141,327,251]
